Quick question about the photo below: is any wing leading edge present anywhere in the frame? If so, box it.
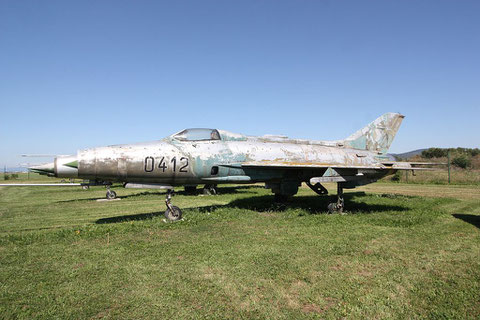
[231,161,437,171]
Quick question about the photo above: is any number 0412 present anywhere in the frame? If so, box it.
[144,156,189,173]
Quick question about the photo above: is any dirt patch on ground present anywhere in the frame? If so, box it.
[302,297,337,314]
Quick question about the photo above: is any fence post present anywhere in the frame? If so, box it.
[447,150,451,184]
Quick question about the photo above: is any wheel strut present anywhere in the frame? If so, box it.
[327,183,345,214]
[165,189,182,221]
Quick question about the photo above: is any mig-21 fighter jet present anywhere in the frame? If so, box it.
[4,113,434,221]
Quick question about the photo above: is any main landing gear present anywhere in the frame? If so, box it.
[306,181,328,195]
[327,183,345,215]
[202,184,217,195]
[164,189,182,221]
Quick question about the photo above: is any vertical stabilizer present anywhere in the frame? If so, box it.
[344,113,404,153]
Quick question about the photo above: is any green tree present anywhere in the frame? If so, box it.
[422,148,447,158]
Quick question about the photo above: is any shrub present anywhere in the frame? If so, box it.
[4,174,10,180]
[471,155,480,169]
[391,171,402,182]
[470,148,480,157]
[452,155,471,169]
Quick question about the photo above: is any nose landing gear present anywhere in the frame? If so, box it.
[165,189,182,221]
[106,185,117,200]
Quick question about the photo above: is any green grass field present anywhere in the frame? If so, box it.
[0,181,479,319]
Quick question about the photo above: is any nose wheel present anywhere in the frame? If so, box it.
[106,186,117,200]
[165,189,182,221]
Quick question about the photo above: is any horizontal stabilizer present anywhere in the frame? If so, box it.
[381,161,443,170]
[381,161,446,166]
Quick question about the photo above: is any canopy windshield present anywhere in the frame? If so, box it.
[172,128,221,141]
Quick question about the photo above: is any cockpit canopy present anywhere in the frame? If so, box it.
[172,128,221,141]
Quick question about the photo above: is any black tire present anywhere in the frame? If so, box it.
[202,186,217,195]
[184,186,197,195]
[106,190,117,200]
[274,194,288,203]
[327,203,336,214]
[165,206,182,221]
[327,203,344,214]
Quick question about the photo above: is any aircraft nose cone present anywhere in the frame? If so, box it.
[28,162,55,176]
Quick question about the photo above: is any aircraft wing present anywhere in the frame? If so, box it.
[212,161,438,186]
[222,161,384,170]
[230,161,437,170]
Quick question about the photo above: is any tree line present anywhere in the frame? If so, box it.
[421,147,480,169]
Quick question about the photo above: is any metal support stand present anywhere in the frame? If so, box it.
[327,183,345,214]
[337,183,344,212]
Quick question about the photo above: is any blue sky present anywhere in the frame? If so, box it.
[1,0,479,167]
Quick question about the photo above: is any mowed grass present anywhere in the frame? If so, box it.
[0,183,479,319]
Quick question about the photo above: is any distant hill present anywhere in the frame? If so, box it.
[390,149,427,160]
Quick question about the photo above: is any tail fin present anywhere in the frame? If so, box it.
[343,113,404,153]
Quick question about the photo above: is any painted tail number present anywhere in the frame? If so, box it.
[144,156,189,173]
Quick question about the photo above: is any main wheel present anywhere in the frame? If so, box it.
[202,185,217,195]
[165,206,183,221]
[327,203,344,214]
[327,203,336,214]
[184,186,197,195]
[106,190,117,200]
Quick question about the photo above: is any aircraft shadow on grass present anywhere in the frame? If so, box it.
[56,191,164,203]
[57,185,262,203]
[452,214,480,229]
[95,192,408,224]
